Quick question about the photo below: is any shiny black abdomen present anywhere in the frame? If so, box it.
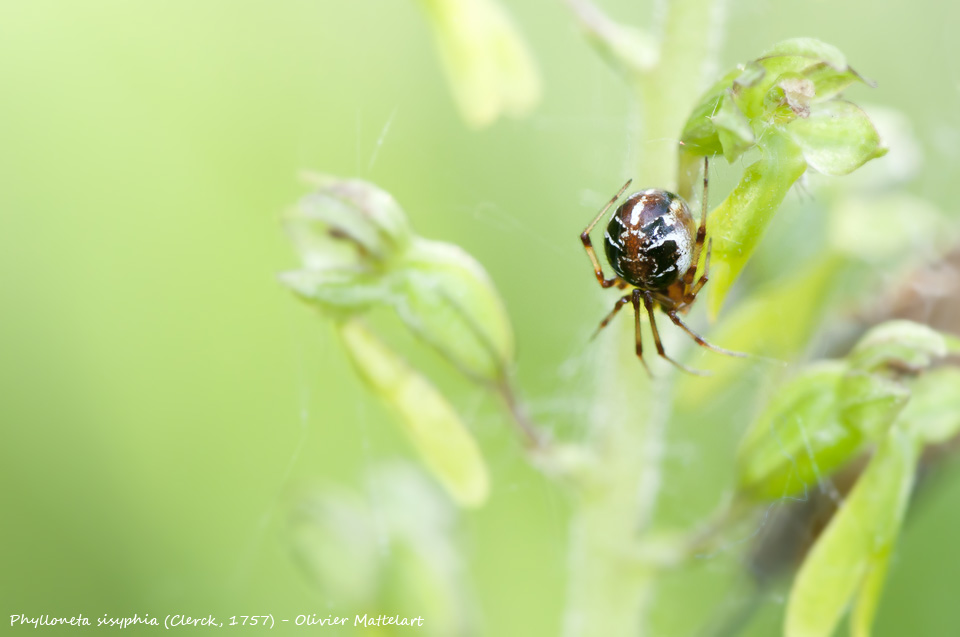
[603,189,696,290]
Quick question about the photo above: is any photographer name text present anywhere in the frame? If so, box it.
[10,613,425,630]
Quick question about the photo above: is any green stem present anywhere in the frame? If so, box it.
[706,131,808,316]
[564,2,720,634]
[563,320,670,637]
[635,0,719,190]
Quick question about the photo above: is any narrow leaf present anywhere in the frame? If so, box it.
[761,38,848,71]
[282,176,516,383]
[565,0,657,78]
[418,0,540,127]
[899,367,960,445]
[681,68,742,156]
[803,62,871,102]
[786,100,887,176]
[400,238,514,382]
[851,551,891,637]
[785,425,917,637]
[678,254,843,409]
[837,372,910,440]
[714,91,755,162]
[289,492,380,604]
[849,320,948,373]
[339,320,490,507]
[736,362,860,501]
[278,268,394,314]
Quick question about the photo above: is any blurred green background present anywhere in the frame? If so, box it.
[2,1,960,635]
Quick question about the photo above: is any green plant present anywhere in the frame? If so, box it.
[281,1,960,635]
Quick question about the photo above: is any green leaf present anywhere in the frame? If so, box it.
[837,372,910,440]
[384,545,464,635]
[785,100,887,176]
[803,61,871,103]
[339,320,490,507]
[838,106,923,190]
[681,39,871,165]
[289,176,411,262]
[714,90,755,162]
[278,268,395,315]
[591,25,657,76]
[679,39,885,313]
[282,176,516,383]
[736,362,862,501]
[736,355,910,502]
[785,424,918,637]
[367,464,471,636]
[706,131,808,317]
[851,551,891,637]
[682,37,872,159]
[400,238,514,382]
[289,491,380,605]
[734,60,766,88]
[761,38,848,70]
[417,0,540,128]
[291,464,472,634]
[680,68,743,157]
[678,254,844,409]
[565,0,657,79]
[849,320,948,374]
[899,367,960,444]
[732,51,835,122]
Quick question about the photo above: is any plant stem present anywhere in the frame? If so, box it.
[564,321,672,637]
[564,1,720,635]
[563,326,670,637]
[636,0,720,190]
[496,378,549,450]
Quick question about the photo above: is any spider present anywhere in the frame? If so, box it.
[579,157,745,375]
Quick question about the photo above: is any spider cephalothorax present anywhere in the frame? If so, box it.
[579,157,744,375]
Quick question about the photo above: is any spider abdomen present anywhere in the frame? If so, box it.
[603,189,696,290]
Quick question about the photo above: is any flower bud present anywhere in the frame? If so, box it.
[281,176,514,382]
[679,38,886,316]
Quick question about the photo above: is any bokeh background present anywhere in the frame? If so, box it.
[3,1,960,635]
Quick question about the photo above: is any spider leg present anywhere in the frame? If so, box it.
[684,156,709,287]
[665,309,748,359]
[685,237,712,303]
[642,292,709,376]
[630,289,652,377]
[581,179,632,289]
[591,293,632,340]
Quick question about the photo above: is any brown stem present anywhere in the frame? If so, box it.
[496,378,548,450]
